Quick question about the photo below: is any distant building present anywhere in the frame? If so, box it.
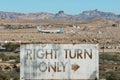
[37,26,64,33]
[68,25,80,28]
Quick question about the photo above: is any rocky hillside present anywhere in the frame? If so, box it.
[0,10,120,21]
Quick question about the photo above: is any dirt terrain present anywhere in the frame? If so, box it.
[0,19,120,44]
[0,19,120,80]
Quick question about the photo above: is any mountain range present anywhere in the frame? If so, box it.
[0,9,120,21]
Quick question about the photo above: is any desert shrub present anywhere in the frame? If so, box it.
[0,54,9,61]
[5,24,12,29]
[2,43,19,51]
[9,71,20,80]
[0,70,20,80]
[9,55,17,60]
[15,67,20,72]
[0,71,11,80]
[100,71,120,80]
[100,53,120,61]
[15,58,20,63]
[106,71,120,80]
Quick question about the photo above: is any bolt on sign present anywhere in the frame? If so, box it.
[20,44,99,80]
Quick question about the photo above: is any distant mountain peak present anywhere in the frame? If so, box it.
[78,9,119,20]
[58,10,64,14]
[55,10,66,16]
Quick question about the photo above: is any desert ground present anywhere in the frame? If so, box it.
[0,19,120,44]
[0,19,120,79]
[0,19,120,53]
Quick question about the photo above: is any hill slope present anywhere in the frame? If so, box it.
[0,10,120,21]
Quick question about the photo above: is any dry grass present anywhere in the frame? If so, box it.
[0,19,120,44]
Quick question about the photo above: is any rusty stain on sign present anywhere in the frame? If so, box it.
[20,44,99,80]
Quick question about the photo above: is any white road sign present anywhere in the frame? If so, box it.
[20,44,99,80]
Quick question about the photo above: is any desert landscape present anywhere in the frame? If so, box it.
[0,10,120,80]
[0,19,120,44]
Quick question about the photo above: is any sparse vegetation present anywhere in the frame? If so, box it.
[0,52,20,80]
[0,19,120,79]
[0,70,19,80]
[100,71,120,80]
[2,43,19,51]
[5,24,12,29]
[106,71,120,80]
[99,53,120,80]
[0,53,19,61]
[0,19,120,44]
[0,54,9,61]
[100,53,120,62]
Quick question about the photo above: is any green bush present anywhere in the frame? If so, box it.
[15,58,20,63]
[0,71,11,80]
[9,55,17,60]
[106,72,120,80]
[2,43,19,51]
[100,53,120,61]
[0,54,9,61]
[9,71,20,80]
[0,53,20,61]
[16,67,20,72]
[5,25,12,29]
[100,71,120,80]
[0,70,20,80]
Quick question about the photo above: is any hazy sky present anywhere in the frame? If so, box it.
[0,0,120,14]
